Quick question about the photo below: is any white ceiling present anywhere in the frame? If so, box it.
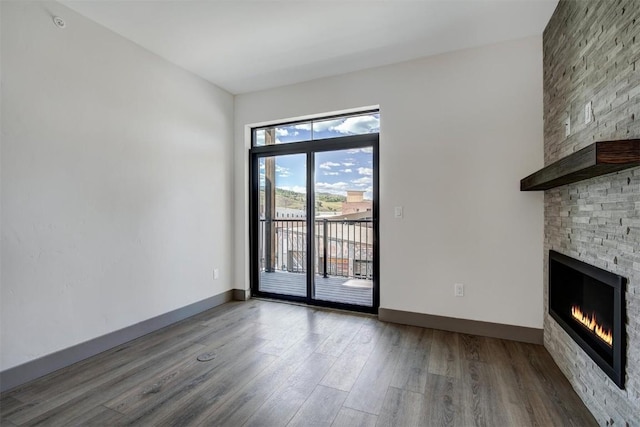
[61,0,558,94]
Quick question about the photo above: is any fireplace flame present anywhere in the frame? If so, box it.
[571,305,612,347]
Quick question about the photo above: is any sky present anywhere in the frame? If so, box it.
[257,113,378,200]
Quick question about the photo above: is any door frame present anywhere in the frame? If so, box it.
[249,133,379,314]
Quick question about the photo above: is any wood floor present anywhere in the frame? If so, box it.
[0,299,597,426]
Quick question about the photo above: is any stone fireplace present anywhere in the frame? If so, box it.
[542,0,639,425]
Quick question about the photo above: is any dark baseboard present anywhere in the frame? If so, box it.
[378,308,543,344]
[233,288,250,301]
[0,289,234,393]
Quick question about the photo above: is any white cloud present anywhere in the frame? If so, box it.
[293,123,312,131]
[323,171,339,176]
[313,119,343,133]
[342,169,352,173]
[333,115,379,135]
[358,167,373,176]
[275,128,300,137]
[316,181,350,196]
[353,176,372,186]
[347,147,374,154]
[319,161,341,170]
[312,115,379,136]
[276,165,290,177]
[342,162,355,167]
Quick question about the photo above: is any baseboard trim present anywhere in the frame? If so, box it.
[378,308,543,345]
[0,289,234,393]
[233,288,251,301]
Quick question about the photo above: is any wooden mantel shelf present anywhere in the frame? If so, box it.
[520,139,640,191]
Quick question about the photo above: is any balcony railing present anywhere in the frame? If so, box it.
[259,218,373,280]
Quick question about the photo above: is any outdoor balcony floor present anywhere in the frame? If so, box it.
[259,270,373,307]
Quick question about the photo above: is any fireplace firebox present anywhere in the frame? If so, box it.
[549,250,626,388]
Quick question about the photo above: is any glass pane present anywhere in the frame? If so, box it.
[312,113,379,140]
[253,122,312,146]
[313,148,374,306]
[258,153,307,297]
[252,111,379,146]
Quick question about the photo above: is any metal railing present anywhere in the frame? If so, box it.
[258,218,373,280]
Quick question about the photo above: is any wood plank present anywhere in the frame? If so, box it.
[520,139,640,190]
[103,323,264,415]
[483,338,538,425]
[421,373,463,427]
[287,385,348,427]
[485,338,592,425]
[331,408,377,427]
[0,418,17,427]
[64,405,123,426]
[519,345,598,425]
[5,330,218,425]
[314,313,365,357]
[428,329,461,378]
[10,317,208,403]
[319,318,385,392]
[256,324,309,356]
[251,298,305,328]
[242,353,337,427]
[376,387,424,427]
[342,343,402,414]
[116,348,277,425]
[190,332,329,426]
[0,396,26,420]
[21,342,209,426]
[390,345,432,394]
[459,333,490,362]
[459,359,511,426]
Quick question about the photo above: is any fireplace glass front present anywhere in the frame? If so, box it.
[549,250,626,388]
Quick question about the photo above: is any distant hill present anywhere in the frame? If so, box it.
[315,191,346,212]
[260,188,345,212]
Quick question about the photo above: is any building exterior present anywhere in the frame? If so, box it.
[341,190,372,215]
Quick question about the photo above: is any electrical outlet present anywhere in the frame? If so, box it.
[454,283,464,297]
[564,115,571,137]
[213,268,220,280]
[394,206,403,218]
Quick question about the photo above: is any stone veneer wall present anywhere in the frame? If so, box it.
[543,0,640,425]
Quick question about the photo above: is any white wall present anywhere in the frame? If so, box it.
[235,36,545,328]
[1,1,234,371]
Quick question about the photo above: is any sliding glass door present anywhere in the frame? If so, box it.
[256,153,308,297]
[250,113,379,313]
[313,148,374,307]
